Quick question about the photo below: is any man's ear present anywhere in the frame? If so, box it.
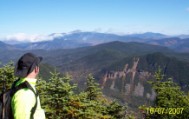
[35,66,39,73]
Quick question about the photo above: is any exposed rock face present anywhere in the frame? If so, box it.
[133,82,144,97]
[101,58,139,88]
[146,90,156,100]
[101,57,154,100]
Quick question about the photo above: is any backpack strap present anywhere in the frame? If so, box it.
[24,81,38,119]
[11,81,38,119]
[11,78,20,89]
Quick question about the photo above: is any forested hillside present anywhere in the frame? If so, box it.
[1,41,189,118]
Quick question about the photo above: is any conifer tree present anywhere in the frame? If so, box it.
[0,62,15,91]
[85,74,102,100]
[140,68,189,119]
[106,101,127,119]
[40,71,77,118]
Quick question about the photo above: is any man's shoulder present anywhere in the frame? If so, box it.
[12,88,35,101]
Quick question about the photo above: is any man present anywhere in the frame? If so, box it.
[11,53,45,119]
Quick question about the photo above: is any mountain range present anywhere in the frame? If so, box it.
[1,32,189,112]
[1,31,189,52]
[1,41,189,90]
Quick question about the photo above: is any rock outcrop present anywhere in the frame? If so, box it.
[101,57,154,100]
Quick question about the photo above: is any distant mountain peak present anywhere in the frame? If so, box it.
[1,31,189,52]
[49,33,66,36]
[70,30,83,34]
[127,32,168,39]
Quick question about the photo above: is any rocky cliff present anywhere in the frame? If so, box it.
[101,57,156,101]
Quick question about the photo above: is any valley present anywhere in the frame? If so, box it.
[1,32,189,114]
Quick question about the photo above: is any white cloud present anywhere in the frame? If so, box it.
[5,33,64,42]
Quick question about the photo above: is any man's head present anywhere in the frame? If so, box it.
[14,53,43,78]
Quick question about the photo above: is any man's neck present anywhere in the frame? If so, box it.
[26,75,37,79]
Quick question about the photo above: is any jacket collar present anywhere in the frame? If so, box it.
[19,77,37,86]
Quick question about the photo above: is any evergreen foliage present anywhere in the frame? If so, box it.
[1,62,189,118]
[85,74,102,100]
[37,71,127,119]
[139,68,189,119]
[0,62,16,91]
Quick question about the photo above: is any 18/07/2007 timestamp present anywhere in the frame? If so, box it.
[146,107,184,115]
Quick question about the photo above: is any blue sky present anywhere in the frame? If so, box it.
[0,0,189,41]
